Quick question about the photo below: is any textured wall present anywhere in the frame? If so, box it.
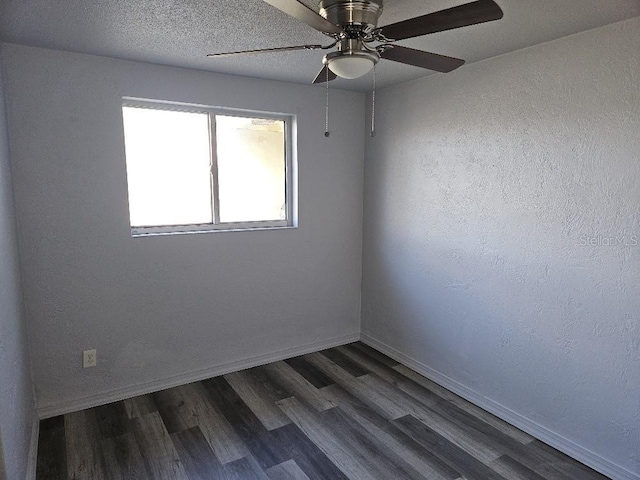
[3,44,364,413]
[362,17,640,478]
[0,45,36,480]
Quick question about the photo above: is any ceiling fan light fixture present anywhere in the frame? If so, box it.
[324,50,379,79]
[211,0,504,83]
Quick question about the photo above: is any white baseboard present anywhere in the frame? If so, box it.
[25,414,39,480]
[361,332,639,480]
[37,332,360,420]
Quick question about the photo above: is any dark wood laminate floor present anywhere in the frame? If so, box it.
[36,342,610,480]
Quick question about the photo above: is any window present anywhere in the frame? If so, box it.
[121,100,294,235]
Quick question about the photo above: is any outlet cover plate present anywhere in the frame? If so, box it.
[83,349,97,368]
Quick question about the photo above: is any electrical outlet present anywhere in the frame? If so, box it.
[83,349,97,368]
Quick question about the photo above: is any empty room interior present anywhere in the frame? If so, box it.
[0,0,639,479]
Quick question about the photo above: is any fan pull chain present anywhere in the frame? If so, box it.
[371,64,376,137]
[324,67,330,138]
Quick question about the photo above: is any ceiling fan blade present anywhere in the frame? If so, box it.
[263,0,344,35]
[378,0,503,41]
[380,45,465,73]
[207,44,325,58]
[312,65,337,84]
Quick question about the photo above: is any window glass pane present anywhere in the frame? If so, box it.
[216,116,286,223]
[122,106,213,227]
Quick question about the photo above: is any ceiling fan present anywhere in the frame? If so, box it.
[207,0,504,83]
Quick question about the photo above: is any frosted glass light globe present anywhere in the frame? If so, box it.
[324,51,379,79]
[328,55,375,79]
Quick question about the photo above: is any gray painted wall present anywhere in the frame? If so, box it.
[2,44,364,413]
[362,18,640,478]
[0,45,36,480]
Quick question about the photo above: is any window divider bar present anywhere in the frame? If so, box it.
[209,114,221,225]
[284,121,294,226]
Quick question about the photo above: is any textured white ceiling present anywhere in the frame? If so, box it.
[1,0,638,91]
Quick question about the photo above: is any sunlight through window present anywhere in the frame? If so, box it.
[121,102,293,235]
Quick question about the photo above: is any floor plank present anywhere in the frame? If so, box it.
[36,416,67,480]
[356,373,504,465]
[393,363,535,445]
[244,366,293,402]
[65,409,106,480]
[304,352,408,420]
[393,414,508,480]
[489,455,548,480]
[317,348,371,377]
[202,375,290,469]
[266,459,312,480]
[219,455,271,480]
[131,411,189,480]
[173,382,250,464]
[284,356,335,389]
[317,403,426,479]
[262,361,336,412]
[321,384,461,480]
[269,423,350,480]
[345,342,400,368]
[169,426,221,480]
[277,397,394,480]
[94,401,130,439]
[123,394,157,419]
[225,369,292,430]
[100,431,149,480]
[338,345,443,409]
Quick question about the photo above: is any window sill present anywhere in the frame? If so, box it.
[131,224,297,238]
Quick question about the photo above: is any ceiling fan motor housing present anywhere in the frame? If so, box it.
[319,0,383,33]
[318,1,383,78]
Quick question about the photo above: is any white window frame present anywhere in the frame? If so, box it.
[122,98,296,237]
